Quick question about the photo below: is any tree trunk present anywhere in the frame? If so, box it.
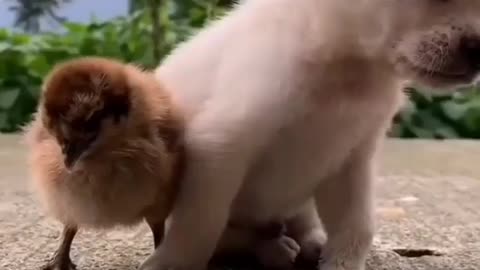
[148,0,162,63]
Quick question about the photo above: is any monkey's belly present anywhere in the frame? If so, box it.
[229,107,372,225]
[231,162,323,224]
[231,132,355,224]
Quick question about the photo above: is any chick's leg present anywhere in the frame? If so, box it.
[145,196,173,249]
[41,226,78,270]
[146,218,165,249]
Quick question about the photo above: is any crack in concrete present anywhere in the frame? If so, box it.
[392,249,444,258]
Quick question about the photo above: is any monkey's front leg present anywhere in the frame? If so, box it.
[139,139,249,270]
[41,226,78,270]
[140,171,242,270]
[314,139,379,270]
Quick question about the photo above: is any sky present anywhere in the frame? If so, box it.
[0,0,128,30]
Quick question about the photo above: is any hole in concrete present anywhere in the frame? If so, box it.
[392,248,443,257]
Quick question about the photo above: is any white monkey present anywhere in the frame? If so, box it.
[142,1,480,270]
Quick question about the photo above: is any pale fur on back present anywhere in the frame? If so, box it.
[140,0,480,269]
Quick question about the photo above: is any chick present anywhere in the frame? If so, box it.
[23,57,184,270]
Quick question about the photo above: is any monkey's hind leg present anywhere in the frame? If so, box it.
[41,226,78,270]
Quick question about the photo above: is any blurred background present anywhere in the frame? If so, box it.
[0,0,479,139]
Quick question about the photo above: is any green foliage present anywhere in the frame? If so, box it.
[391,87,480,139]
[0,16,142,131]
[0,2,208,132]
[2,0,480,138]
[0,1,229,132]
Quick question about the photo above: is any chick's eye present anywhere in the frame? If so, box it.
[83,111,104,132]
[84,118,100,132]
[85,132,98,145]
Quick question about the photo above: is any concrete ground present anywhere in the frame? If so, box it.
[0,135,479,270]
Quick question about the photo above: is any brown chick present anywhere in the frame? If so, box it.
[22,57,184,270]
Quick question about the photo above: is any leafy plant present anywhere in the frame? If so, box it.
[391,87,480,139]
[0,1,228,132]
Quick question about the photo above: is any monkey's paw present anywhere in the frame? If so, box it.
[138,251,205,270]
[138,262,200,270]
[295,228,326,268]
[254,235,300,270]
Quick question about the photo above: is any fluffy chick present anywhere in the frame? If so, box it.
[23,57,184,270]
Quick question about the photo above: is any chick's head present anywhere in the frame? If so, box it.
[41,57,132,169]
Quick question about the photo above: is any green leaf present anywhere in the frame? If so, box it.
[25,54,50,77]
[463,107,480,133]
[0,88,20,110]
[63,22,87,33]
[0,29,9,40]
[407,125,435,138]
[0,111,7,130]
[435,126,458,138]
[441,102,468,121]
[0,42,11,52]
[11,34,31,45]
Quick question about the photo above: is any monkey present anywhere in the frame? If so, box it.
[23,57,184,270]
[135,1,480,270]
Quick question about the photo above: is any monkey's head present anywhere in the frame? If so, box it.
[337,0,480,91]
[377,0,480,91]
[40,57,135,169]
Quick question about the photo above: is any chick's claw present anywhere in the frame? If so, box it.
[41,258,77,270]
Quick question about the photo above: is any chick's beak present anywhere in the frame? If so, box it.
[62,141,89,169]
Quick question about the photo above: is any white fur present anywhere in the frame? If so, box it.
[142,0,480,269]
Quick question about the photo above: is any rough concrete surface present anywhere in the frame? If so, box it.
[0,135,479,270]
